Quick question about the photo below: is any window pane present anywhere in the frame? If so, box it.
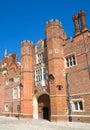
[43,68,46,74]
[43,68,46,80]
[70,61,72,66]
[13,88,18,99]
[73,60,76,65]
[79,101,83,110]
[5,104,9,111]
[44,74,46,80]
[72,55,75,59]
[74,102,78,110]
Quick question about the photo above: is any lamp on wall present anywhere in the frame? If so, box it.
[19,83,24,89]
[48,74,55,80]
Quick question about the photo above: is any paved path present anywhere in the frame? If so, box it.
[0,116,90,130]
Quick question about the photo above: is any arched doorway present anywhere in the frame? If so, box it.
[38,94,50,120]
[43,106,49,120]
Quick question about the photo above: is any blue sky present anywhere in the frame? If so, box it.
[0,0,90,61]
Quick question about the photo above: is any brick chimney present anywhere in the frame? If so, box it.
[73,14,80,36]
[79,10,88,32]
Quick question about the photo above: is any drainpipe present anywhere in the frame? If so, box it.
[82,33,90,79]
[65,73,72,122]
[79,10,90,79]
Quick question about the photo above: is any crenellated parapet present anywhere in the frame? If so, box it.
[45,18,66,40]
[21,40,34,57]
[21,40,34,47]
[46,19,62,28]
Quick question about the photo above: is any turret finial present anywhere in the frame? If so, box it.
[4,49,7,57]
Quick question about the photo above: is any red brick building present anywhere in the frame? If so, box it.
[0,10,90,122]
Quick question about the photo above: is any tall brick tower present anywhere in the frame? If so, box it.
[20,40,34,118]
[46,19,68,121]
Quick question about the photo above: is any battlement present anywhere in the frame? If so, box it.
[21,40,33,47]
[46,18,62,28]
[45,18,66,39]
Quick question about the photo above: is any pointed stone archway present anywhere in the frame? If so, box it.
[38,94,50,120]
[33,92,50,120]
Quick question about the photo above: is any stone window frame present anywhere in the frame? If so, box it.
[14,76,20,83]
[18,86,20,99]
[55,48,59,53]
[38,53,44,64]
[65,53,77,68]
[6,79,9,86]
[36,40,44,52]
[13,86,20,99]
[71,98,85,112]
[35,67,47,87]
[5,104,9,111]
[37,69,42,82]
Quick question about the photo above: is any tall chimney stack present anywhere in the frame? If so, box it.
[79,10,88,31]
[73,14,80,36]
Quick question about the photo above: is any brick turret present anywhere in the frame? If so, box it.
[46,19,66,40]
[46,19,68,121]
[20,40,34,118]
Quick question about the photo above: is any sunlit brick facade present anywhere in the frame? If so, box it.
[0,10,90,122]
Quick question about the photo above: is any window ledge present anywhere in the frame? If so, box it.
[72,110,83,112]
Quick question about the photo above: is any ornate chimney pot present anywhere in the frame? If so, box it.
[72,14,80,36]
[79,10,88,31]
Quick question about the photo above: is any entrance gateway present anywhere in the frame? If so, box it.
[33,94,50,120]
[43,106,49,120]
